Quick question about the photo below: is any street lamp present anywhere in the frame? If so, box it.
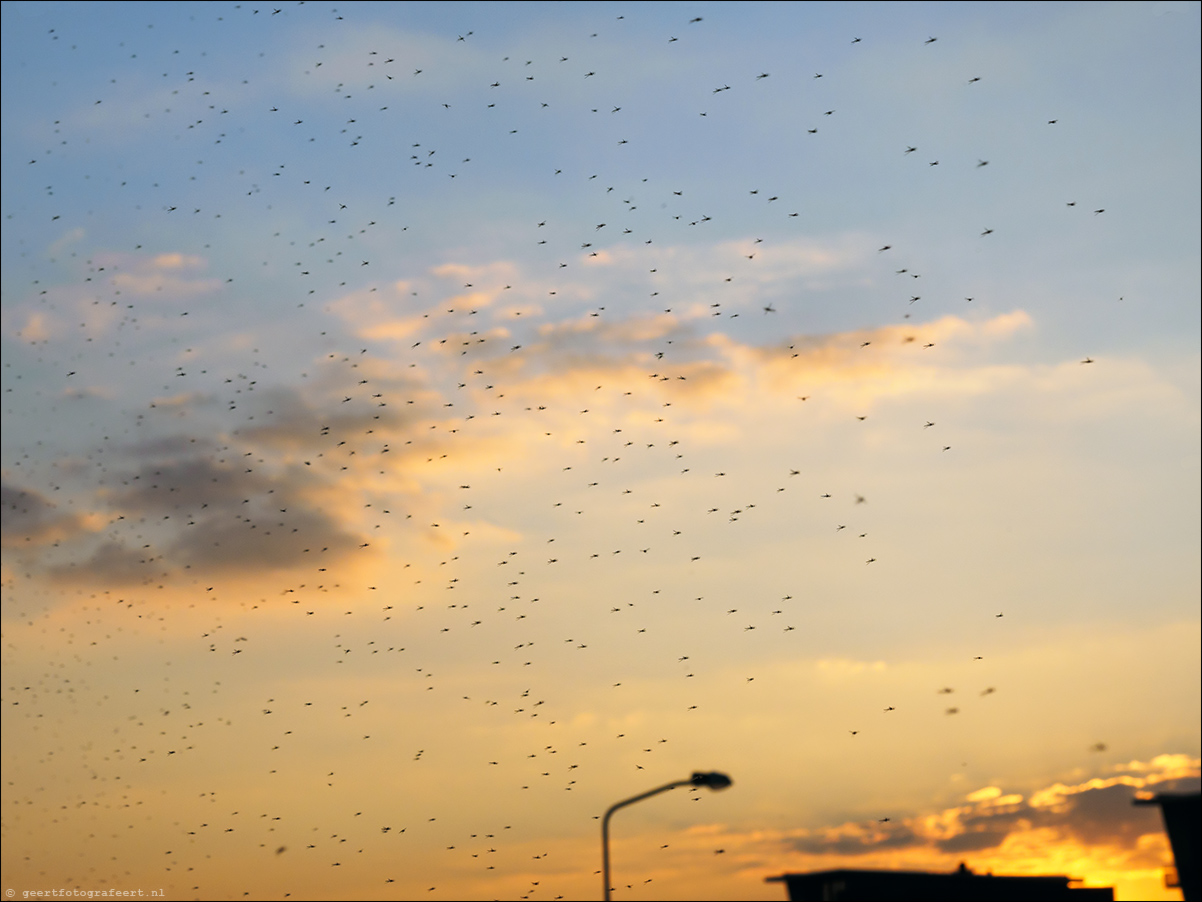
[601,771,733,901]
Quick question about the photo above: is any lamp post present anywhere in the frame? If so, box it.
[601,771,732,901]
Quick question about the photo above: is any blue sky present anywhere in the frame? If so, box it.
[2,3,1199,900]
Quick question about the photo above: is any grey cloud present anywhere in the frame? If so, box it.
[235,377,442,451]
[935,829,1014,854]
[2,482,87,547]
[167,504,365,574]
[789,824,925,856]
[1050,777,1200,850]
[45,434,373,583]
[121,433,219,459]
[110,456,274,514]
[50,540,169,587]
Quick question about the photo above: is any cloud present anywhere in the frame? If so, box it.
[473,306,1034,421]
[5,264,1182,604]
[47,227,86,258]
[105,454,273,513]
[149,253,205,270]
[430,261,521,288]
[2,249,225,352]
[815,658,889,680]
[787,819,927,856]
[106,272,216,298]
[783,756,1200,866]
[7,311,57,343]
[164,503,369,574]
[235,382,430,452]
[49,539,168,586]
[28,425,379,585]
[105,252,223,299]
[1,482,94,548]
[280,22,494,100]
[324,245,1040,428]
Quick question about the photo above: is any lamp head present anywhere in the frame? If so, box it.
[691,771,732,790]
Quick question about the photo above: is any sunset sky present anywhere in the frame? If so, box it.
[2,2,1199,900]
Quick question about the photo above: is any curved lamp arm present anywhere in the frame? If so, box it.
[601,772,732,900]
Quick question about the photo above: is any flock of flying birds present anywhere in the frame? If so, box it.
[2,5,1126,900]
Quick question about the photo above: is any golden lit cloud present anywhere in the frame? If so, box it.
[767,755,1198,896]
[8,310,56,343]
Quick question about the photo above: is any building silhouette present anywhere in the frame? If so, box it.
[767,862,1113,901]
[1134,791,1200,902]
